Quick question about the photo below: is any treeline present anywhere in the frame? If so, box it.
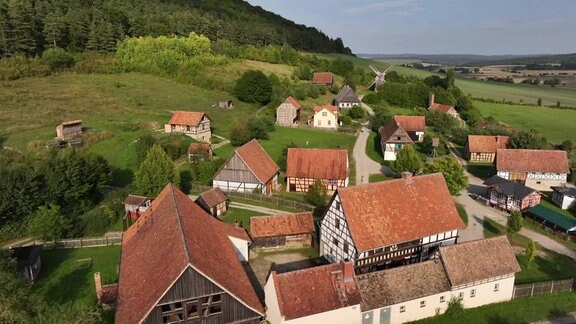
[0,0,352,58]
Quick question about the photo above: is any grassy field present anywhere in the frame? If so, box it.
[455,204,469,226]
[475,101,576,143]
[220,207,265,231]
[369,173,393,183]
[366,131,384,164]
[32,246,121,309]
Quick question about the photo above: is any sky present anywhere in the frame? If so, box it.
[246,0,576,55]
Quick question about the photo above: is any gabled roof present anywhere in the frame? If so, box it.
[285,96,301,110]
[334,85,361,103]
[168,111,209,126]
[196,187,228,208]
[483,175,539,199]
[467,135,509,153]
[378,121,414,144]
[116,184,263,323]
[286,148,349,180]
[336,173,464,251]
[250,212,315,238]
[496,149,570,174]
[393,115,425,133]
[235,139,279,183]
[312,72,334,85]
[124,194,152,206]
[188,143,212,154]
[357,259,450,311]
[429,103,455,113]
[551,186,576,197]
[271,262,360,320]
[313,105,338,115]
[439,236,521,286]
[59,119,82,126]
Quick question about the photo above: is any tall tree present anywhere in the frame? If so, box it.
[27,204,71,242]
[507,210,523,233]
[7,0,36,55]
[423,156,468,195]
[135,144,180,197]
[392,145,422,174]
[508,130,546,149]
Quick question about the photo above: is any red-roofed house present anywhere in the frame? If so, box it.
[393,115,425,142]
[213,139,280,195]
[496,149,570,191]
[312,105,339,130]
[465,135,509,163]
[428,94,461,119]
[250,212,315,248]
[286,148,349,192]
[276,96,301,127]
[312,72,334,86]
[265,262,361,324]
[320,172,464,273]
[379,118,415,161]
[195,187,229,217]
[115,184,263,323]
[164,111,212,143]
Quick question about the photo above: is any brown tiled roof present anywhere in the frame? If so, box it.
[312,72,334,85]
[467,135,509,153]
[286,96,301,110]
[60,119,82,126]
[236,139,279,183]
[188,143,212,154]
[272,262,360,320]
[337,173,464,251]
[196,187,228,208]
[429,103,455,113]
[168,111,209,126]
[286,148,349,180]
[393,115,425,132]
[250,212,314,238]
[496,149,570,174]
[440,236,521,286]
[357,260,450,310]
[116,184,263,323]
[378,121,413,144]
[124,194,152,206]
[313,105,338,115]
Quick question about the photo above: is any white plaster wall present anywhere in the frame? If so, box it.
[561,195,575,210]
[384,151,397,161]
[213,180,262,193]
[227,236,250,262]
[497,170,509,179]
[314,109,338,129]
[525,178,567,192]
[264,276,283,324]
[284,305,361,324]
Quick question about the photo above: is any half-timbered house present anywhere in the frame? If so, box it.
[164,111,212,143]
[286,148,349,193]
[213,139,279,195]
[188,143,213,163]
[392,115,425,142]
[379,119,414,161]
[465,135,509,163]
[551,186,576,210]
[56,119,83,140]
[320,172,464,274]
[116,184,264,324]
[334,85,361,109]
[483,175,541,212]
[250,212,315,248]
[276,96,301,127]
[496,149,570,191]
[195,187,229,217]
[312,72,334,87]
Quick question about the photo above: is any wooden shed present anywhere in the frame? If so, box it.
[250,212,315,248]
[10,245,43,283]
[195,187,229,217]
[56,119,83,140]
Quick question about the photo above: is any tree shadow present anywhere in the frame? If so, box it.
[548,308,570,320]
[372,131,383,158]
[110,168,134,187]
[484,217,503,236]
[180,169,192,194]
[485,314,521,324]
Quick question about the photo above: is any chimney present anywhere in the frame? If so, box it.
[429,93,435,106]
[401,171,413,184]
[94,272,103,305]
[342,261,355,284]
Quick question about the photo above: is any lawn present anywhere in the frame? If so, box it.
[366,131,384,164]
[475,101,576,144]
[32,246,121,309]
[466,162,496,180]
[455,203,469,226]
[220,207,266,231]
[369,173,393,183]
[414,291,576,324]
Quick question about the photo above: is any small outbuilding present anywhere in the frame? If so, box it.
[526,205,576,240]
[164,111,212,143]
[484,175,541,212]
[218,100,234,109]
[551,186,576,210]
[250,212,315,248]
[10,245,43,283]
[188,143,213,163]
[276,96,301,127]
[56,119,83,140]
[312,72,334,87]
[195,187,229,217]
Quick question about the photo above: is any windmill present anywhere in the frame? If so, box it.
[368,65,393,92]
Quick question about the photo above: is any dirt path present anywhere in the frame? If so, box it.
[353,124,383,185]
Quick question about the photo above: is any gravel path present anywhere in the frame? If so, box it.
[353,124,384,185]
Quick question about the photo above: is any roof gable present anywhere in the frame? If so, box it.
[496,149,570,174]
[250,212,315,238]
[235,139,279,183]
[196,187,228,208]
[393,115,425,133]
[483,175,538,199]
[429,103,455,113]
[467,135,509,153]
[285,96,301,110]
[168,111,209,126]
[336,173,464,251]
[335,85,360,103]
[59,119,82,127]
[286,148,349,180]
[313,105,338,115]
[379,121,413,144]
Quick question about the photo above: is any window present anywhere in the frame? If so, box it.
[335,218,340,229]
[318,120,322,126]
[344,242,349,254]
[333,238,339,247]
[494,283,500,292]
[470,289,476,298]
[336,201,341,211]
[399,306,406,313]
[328,120,332,125]
[322,112,327,117]
[420,300,426,308]
[440,296,445,303]
[458,292,464,300]
[161,293,223,322]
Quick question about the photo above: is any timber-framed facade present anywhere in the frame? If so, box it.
[286,148,349,193]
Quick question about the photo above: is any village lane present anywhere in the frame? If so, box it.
[353,123,384,185]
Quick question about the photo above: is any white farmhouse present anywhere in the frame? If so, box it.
[312,105,339,130]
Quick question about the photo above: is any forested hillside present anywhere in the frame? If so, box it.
[0,0,352,58]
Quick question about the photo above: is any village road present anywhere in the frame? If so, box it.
[353,123,384,185]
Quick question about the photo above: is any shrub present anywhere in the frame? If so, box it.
[230,123,253,147]
[305,180,328,207]
[348,105,364,119]
[234,70,272,105]
[507,211,523,233]
[41,48,75,71]
[445,296,465,316]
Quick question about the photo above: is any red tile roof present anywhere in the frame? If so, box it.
[286,96,301,110]
[168,111,209,126]
[467,135,509,153]
[272,262,360,320]
[496,149,570,174]
[250,212,315,238]
[393,115,425,132]
[124,194,152,206]
[60,119,82,126]
[337,173,464,251]
[429,103,455,113]
[116,184,263,323]
[313,105,338,115]
[440,236,521,286]
[196,187,228,208]
[312,72,334,85]
[236,139,279,183]
[286,148,349,180]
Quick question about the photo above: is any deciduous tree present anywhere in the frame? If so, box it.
[423,156,468,195]
[27,204,71,242]
[392,145,422,174]
[233,70,272,105]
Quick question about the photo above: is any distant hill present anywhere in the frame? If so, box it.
[358,54,539,65]
[463,53,576,69]
[0,0,352,58]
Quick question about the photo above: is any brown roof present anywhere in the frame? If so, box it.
[440,236,521,286]
[59,119,82,126]
[378,121,413,144]
[336,173,464,251]
[188,143,212,154]
[235,139,279,183]
[312,72,334,85]
[313,105,338,115]
[393,115,425,132]
[123,194,152,206]
[250,212,315,238]
[168,111,209,126]
[467,135,509,153]
[357,259,450,310]
[196,187,228,208]
[116,184,263,323]
[334,85,361,103]
[496,149,570,174]
[286,96,301,110]
[272,262,361,320]
[286,148,349,180]
[429,103,455,113]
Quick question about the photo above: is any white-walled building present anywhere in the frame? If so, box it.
[312,105,339,130]
[164,111,212,143]
[334,85,361,109]
[378,115,425,161]
[551,186,576,210]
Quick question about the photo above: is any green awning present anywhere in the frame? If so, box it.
[527,205,576,233]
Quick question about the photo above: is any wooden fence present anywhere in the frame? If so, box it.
[512,279,573,299]
[35,233,123,249]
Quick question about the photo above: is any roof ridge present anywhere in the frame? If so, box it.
[169,183,192,264]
